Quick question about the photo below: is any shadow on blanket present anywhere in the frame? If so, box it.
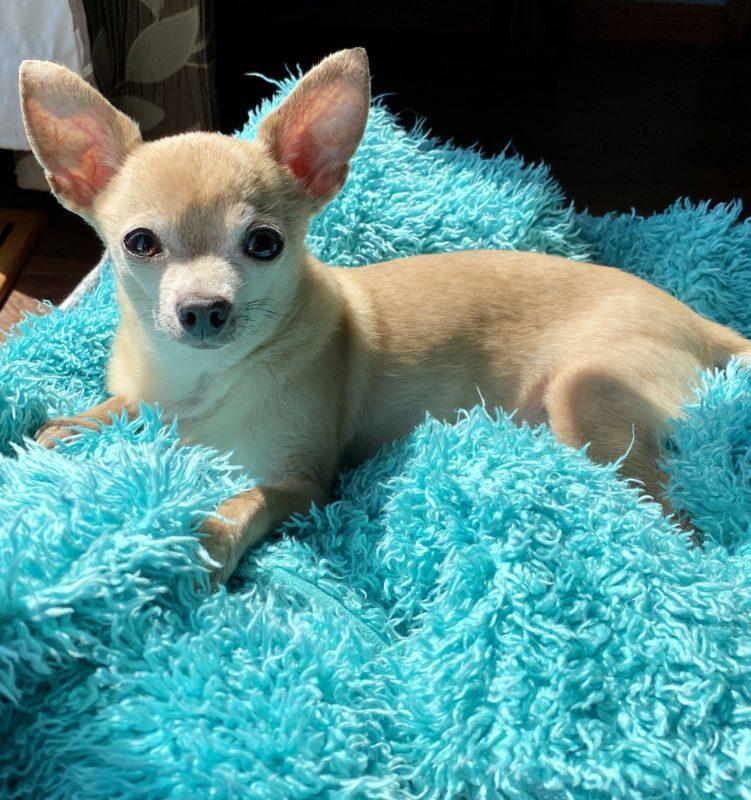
[1,77,751,799]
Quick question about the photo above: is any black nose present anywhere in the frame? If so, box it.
[176,297,232,338]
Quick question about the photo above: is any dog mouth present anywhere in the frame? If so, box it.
[161,306,277,349]
[186,339,227,350]
[179,332,236,350]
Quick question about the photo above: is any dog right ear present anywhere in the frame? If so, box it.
[257,48,370,210]
[19,60,142,218]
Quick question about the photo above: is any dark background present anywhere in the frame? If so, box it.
[2,0,749,216]
[0,0,749,331]
[213,0,751,217]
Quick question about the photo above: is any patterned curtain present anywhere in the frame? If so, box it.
[84,0,216,137]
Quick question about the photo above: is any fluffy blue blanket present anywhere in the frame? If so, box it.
[2,81,751,799]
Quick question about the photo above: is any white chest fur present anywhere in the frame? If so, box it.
[108,311,344,487]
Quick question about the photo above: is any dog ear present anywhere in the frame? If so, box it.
[258,48,370,209]
[19,60,142,217]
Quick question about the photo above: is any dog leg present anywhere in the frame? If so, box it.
[544,362,674,510]
[36,395,135,448]
[201,477,329,585]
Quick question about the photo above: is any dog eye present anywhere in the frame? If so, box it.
[243,227,283,261]
[123,228,162,258]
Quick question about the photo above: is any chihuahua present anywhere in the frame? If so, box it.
[19,48,749,583]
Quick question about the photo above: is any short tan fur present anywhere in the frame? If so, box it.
[21,50,749,583]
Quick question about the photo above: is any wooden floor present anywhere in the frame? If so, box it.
[0,200,101,337]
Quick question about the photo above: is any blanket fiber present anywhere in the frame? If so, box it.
[2,78,751,800]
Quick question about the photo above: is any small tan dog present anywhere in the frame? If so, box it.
[20,49,749,583]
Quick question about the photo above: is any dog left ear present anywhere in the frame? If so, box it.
[258,48,370,209]
[19,60,142,218]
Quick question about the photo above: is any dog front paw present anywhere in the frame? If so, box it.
[200,513,242,587]
[35,417,91,448]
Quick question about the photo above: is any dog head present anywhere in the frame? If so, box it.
[19,49,370,352]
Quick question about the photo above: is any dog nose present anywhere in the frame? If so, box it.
[176,297,231,338]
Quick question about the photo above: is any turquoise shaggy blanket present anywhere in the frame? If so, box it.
[2,80,751,800]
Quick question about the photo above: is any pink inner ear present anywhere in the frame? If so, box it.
[26,98,117,209]
[273,80,366,200]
